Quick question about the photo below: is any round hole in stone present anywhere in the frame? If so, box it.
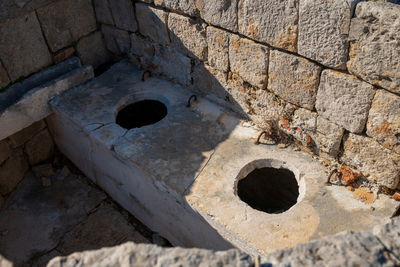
[116,100,167,130]
[237,167,299,214]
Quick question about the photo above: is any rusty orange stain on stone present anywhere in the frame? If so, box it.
[279,117,291,131]
[393,192,400,201]
[339,165,361,185]
[353,188,374,204]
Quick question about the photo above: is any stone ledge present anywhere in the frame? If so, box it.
[0,57,94,141]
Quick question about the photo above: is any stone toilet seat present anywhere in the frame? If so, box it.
[48,60,397,257]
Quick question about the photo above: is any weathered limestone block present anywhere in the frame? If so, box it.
[0,140,11,165]
[24,129,54,165]
[347,2,400,94]
[152,47,191,86]
[48,242,252,267]
[268,50,321,110]
[8,120,46,148]
[0,62,10,88]
[375,217,400,260]
[77,31,110,68]
[154,0,198,16]
[265,231,395,266]
[101,25,131,55]
[37,0,97,52]
[366,90,400,154]
[229,35,269,89]
[93,0,114,25]
[130,34,155,58]
[341,133,400,189]
[0,12,52,81]
[109,0,138,32]
[0,148,29,195]
[315,70,375,133]
[226,72,286,124]
[136,4,170,46]
[298,0,357,69]
[238,0,298,52]
[168,13,207,61]
[313,116,344,157]
[191,63,229,101]
[196,0,238,32]
[207,26,230,73]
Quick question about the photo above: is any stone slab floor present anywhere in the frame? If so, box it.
[0,153,170,266]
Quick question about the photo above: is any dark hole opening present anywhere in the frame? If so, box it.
[237,167,299,214]
[116,100,167,130]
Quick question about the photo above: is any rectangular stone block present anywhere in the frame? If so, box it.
[313,116,344,157]
[37,0,97,52]
[298,0,358,69]
[347,2,400,94]
[238,0,298,52]
[226,72,286,124]
[268,50,321,110]
[152,46,191,86]
[93,0,114,25]
[197,0,238,32]
[0,148,29,195]
[366,90,400,155]
[101,25,131,56]
[154,0,198,16]
[315,70,375,133]
[229,35,269,89]
[109,0,138,32]
[136,4,170,46]
[168,13,207,61]
[0,61,10,89]
[8,120,46,148]
[0,139,11,164]
[0,12,52,81]
[191,63,229,101]
[341,133,400,189]
[77,31,110,68]
[207,26,229,73]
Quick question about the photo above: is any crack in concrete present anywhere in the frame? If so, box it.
[183,149,215,195]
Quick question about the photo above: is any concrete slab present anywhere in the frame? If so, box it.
[48,60,398,257]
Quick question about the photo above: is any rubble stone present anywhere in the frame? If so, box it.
[8,120,46,148]
[341,133,400,189]
[229,35,269,89]
[154,0,198,16]
[366,89,400,155]
[0,140,10,164]
[93,0,114,25]
[136,4,170,45]
[207,26,230,73]
[315,70,375,133]
[0,148,29,195]
[53,47,75,64]
[0,12,52,81]
[298,0,357,69]
[313,116,344,157]
[238,0,298,52]
[0,62,10,89]
[101,25,131,56]
[36,0,97,52]
[197,0,238,32]
[109,0,137,32]
[268,50,321,110]
[24,129,54,165]
[77,31,110,68]
[168,13,207,61]
[347,2,400,94]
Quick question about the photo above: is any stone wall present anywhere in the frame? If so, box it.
[93,0,400,189]
[0,119,55,211]
[0,0,110,91]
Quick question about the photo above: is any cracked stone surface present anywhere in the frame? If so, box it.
[0,167,153,266]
